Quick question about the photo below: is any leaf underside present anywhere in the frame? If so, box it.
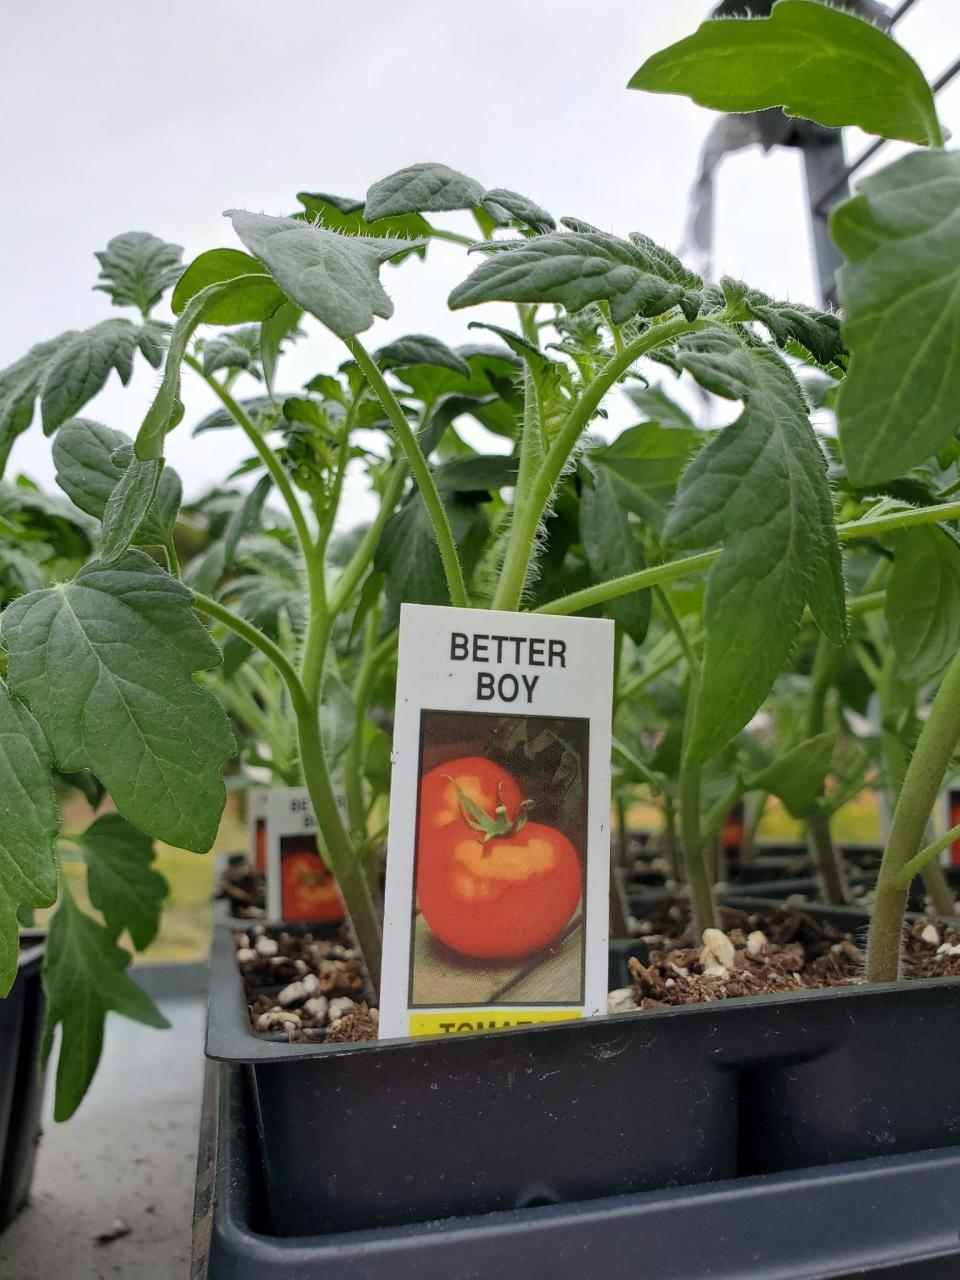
[228,211,421,339]
[0,679,58,997]
[80,812,168,951]
[885,526,960,682]
[664,342,846,763]
[42,890,168,1121]
[629,0,940,147]
[834,149,960,487]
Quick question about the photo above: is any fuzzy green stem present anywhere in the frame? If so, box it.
[344,612,385,840]
[344,336,467,608]
[839,500,960,540]
[163,534,181,580]
[329,462,406,617]
[922,861,956,917]
[193,593,308,715]
[494,313,706,611]
[803,635,849,905]
[535,502,960,620]
[663,795,682,882]
[654,585,717,936]
[185,355,313,554]
[875,652,956,919]
[897,825,960,889]
[866,645,960,981]
[297,708,382,991]
[808,805,850,906]
[680,696,717,941]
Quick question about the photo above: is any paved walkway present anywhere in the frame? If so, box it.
[0,995,205,1280]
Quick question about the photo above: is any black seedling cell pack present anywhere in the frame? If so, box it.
[207,922,960,1239]
[0,933,46,1232]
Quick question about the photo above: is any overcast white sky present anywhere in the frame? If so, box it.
[2,0,958,523]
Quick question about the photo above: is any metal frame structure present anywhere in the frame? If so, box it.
[713,0,959,305]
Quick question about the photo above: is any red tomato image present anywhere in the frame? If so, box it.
[416,756,582,959]
[281,842,344,922]
[254,818,266,875]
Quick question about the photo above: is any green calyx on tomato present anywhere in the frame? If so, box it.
[450,778,534,847]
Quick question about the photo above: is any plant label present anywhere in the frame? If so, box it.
[942,787,960,867]
[265,787,345,923]
[379,604,615,1040]
[248,787,268,875]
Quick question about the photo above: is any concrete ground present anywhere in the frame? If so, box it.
[0,994,205,1280]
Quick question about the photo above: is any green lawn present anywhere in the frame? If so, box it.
[42,792,247,965]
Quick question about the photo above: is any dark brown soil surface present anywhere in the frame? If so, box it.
[626,909,960,1010]
[239,908,960,1043]
[220,858,266,917]
[235,924,378,1043]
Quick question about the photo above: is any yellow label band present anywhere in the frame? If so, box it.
[409,1009,582,1037]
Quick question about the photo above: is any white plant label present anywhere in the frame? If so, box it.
[379,604,614,1040]
[264,786,344,924]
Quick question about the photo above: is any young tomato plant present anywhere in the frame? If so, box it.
[4,0,960,1117]
[631,0,960,977]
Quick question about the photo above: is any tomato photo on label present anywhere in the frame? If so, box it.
[416,757,582,959]
[281,843,344,922]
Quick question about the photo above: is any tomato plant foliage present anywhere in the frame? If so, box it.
[3,0,960,1111]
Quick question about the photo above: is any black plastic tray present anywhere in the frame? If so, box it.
[207,921,960,1238]
[194,1060,960,1279]
[0,933,46,1232]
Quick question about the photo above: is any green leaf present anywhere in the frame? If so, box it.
[629,0,941,147]
[623,384,696,432]
[220,574,304,677]
[261,301,303,395]
[885,526,960,681]
[41,319,162,436]
[0,334,77,474]
[0,679,58,997]
[192,394,279,436]
[78,813,168,951]
[449,230,692,325]
[665,343,846,763]
[99,453,162,564]
[202,327,261,378]
[296,192,431,256]
[433,453,518,493]
[588,424,701,536]
[365,163,485,220]
[748,732,836,819]
[650,720,684,777]
[94,232,184,314]
[2,552,235,851]
[580,465,651,644]
[653,327,754,400]
[466,322,555,373]
[482,189,555,233]
[374,492,484,626]
[228,211,421,339]
[137,275,283,461]
[42,889,168,1121]
[52,420,182,546]
[745,295,845,368]
[171,248,286,323]
[374,334,469,378]
[833,149,960,487]
[320,670,356,762]
[223,474,272,569]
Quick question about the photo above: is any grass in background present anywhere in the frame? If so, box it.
[625,789,883,846]
[39,792,247,964]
